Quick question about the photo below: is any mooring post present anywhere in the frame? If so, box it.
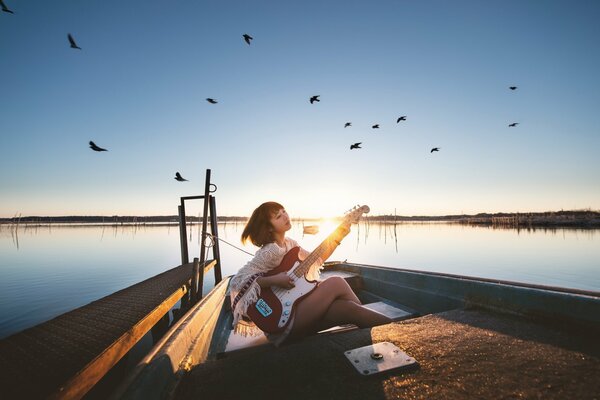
[199,169,211,267]
[178,204,189,265]
[209,195,222,283]
[192,257,200,302]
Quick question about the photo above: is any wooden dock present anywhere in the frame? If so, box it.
[0,260,215,399]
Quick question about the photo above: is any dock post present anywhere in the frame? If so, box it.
[179,204,189,265]
[199,169,211,269]
[209,195,222,283]
[192,257,200,302]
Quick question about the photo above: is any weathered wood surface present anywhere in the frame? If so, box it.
[0,261,214,399]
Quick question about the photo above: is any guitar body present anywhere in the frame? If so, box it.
[246,246,318,334]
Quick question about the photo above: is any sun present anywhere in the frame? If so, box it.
[317,219,339,234]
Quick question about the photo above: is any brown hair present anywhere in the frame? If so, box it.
[241,201,284,247]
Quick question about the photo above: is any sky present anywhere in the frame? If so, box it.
[1,0,599,219]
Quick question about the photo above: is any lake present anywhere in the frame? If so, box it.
[1,221,599,339]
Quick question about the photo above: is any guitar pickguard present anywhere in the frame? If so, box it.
[271,263,318,328]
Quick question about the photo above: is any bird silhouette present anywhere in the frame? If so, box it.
[508,122,519,127]
[206,98,218,104]
[175,172,188,182]
[310,95,320,104]
[243,34,253,45]
[430,147,440,153]
[350,142,362,150]
[396,116,407,123]
[1,0,14,13]
[89,141,107,152]
[509,86,517,90]
[68,33,81,50]
[372,124,380,129]
[344,122,352,128]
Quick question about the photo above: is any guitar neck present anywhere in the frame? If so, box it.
[291,222,350,278]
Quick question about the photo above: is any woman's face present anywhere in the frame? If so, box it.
[269,208,292,234]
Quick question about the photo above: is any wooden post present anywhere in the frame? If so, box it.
[199,169,211,267]
[179,204,189,265]
[209,195,222,283]
[192,257,200,303]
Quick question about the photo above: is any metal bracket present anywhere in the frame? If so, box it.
[344,342,418,375]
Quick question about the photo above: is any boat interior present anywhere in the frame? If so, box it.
[117,261,600,399]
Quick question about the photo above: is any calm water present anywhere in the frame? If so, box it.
[1,222,599,339]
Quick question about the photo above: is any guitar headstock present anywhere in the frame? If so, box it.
[343,205,370,225]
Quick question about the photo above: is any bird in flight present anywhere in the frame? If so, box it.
[350,142,362,150]
[509,86,517,90]
[68,33,81,50]
[175,172,188,182]
[372,124,380,129]
[508,122,519,127]
[89,141,107,152]
[344,122,352,128]
[206,98,218,104]
[396,116,407,123]
[310,95,320,104]
[1,0,14,14]
[430,147,440,153]
[243,34,253,45]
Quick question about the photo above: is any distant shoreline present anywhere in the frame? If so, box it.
[1,210,599,228]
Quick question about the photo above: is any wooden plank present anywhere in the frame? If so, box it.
[49,285,188,400]
[203,259,217,274]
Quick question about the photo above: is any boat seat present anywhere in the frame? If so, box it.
[218,298,417,359]
[317,299,418,335]
[363,300,417,321]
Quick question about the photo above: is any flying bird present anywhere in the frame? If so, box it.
[68,33,81,50]
[243,34,253,45]
[430,147,440,153]
[309,95,320,104]
[508,122,519,127]
[89,141,107,152]
[350,142,362,150]
[206,98,218,104]
[1,0,14,14]
[174,172,188,182]
[372,124,380,129]
[344,122,352,128]
[509,86,517,90]
[396,116,407,123]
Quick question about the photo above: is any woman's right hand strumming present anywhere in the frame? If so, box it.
[257,272,295,289]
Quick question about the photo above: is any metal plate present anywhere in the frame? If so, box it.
[344,342,417,375]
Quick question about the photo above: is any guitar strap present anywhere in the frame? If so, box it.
[231,272,264,312]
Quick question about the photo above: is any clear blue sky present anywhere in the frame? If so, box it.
[1,0,599,218]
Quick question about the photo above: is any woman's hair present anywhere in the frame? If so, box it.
[241,201,284,247]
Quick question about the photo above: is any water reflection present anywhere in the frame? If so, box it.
[0,221,599,339]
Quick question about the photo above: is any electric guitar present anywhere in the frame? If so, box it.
[246,205,370,334]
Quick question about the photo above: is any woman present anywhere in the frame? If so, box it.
[230,201,391,345]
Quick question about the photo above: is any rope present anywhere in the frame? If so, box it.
[204,232,255,257]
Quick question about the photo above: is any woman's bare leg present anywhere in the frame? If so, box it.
[288,277,391,340]
[315,299,391,332]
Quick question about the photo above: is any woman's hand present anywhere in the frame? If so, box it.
[271,272,296,289]
[257,272,295,289]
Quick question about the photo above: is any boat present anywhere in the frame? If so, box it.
[115,261,600,399]
[303,224,320,235]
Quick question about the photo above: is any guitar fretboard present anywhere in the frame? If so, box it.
[291,223,350,278]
